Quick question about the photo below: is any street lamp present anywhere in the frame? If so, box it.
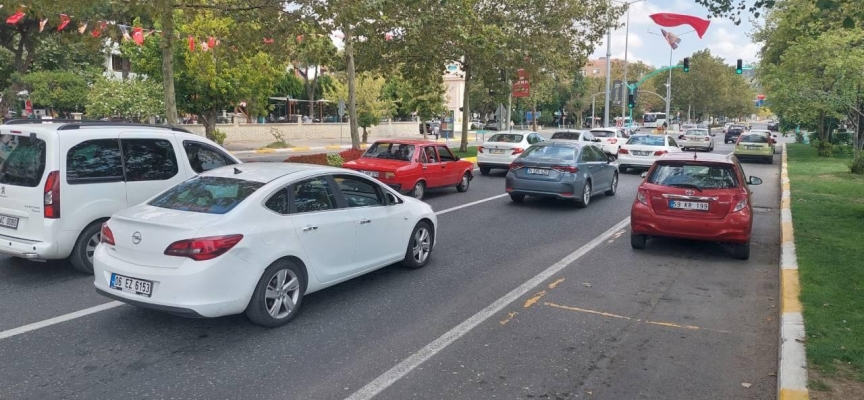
[647,28,696,127]
[619,0,646,126]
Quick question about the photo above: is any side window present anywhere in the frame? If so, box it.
[424,147,439,163]
[526,134,537,144]
[579,147,595,162]
[66,139,124,184]
[183,141,236,174]
[668,137,679,148]
[419,148,429,163]
[264,188,290,214]
[122,139,179,182]
[334,175,384,208]
[536,133,546,142]
[583,132,594,142]
[291,177,337,214]
[436,146,456,162]
[589,146,608,161]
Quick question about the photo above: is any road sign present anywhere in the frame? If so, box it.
[612,80,623,105]
[337,99,345,118]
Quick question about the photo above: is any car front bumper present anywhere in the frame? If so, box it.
[631,202,752,243]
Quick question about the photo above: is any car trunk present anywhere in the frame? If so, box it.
[683,134,710,145]
[644,183,737,220]
[106,206,224,269]
[622,144,666,158]
[481,142,523,160]
[344,158,408,175]
[512,159,569,182]
[0,131,50,242]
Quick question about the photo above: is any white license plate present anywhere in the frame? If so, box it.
[110,273,153,297]
[746,145,761,150]
[633,151,651,156]
[669,200,709,211]
[0,214,19,229]
[361,170,379,178]
[490,149,506,154]
[527,168,549,175]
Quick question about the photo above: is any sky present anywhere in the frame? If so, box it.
[590,0,763,68]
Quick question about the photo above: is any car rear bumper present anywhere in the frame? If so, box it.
[631,202,751,243]
[681,141,712,149]
[0,230,65,260]
[505,175,580,199]
[616,154,657,168]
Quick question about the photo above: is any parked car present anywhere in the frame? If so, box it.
[505,141,618,207]
[630,152,764,259]
[733,131,776,164]
[677,128,714,151]
[94,163,437,327]
[724,125,746,143]
[616,134,683,173]
[476,131,547,175]
[590,128,629,157]
[0,120,240,273]
[484,120,500,131]
[767,120,779,131]
[342,140,473,200]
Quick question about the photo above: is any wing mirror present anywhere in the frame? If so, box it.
[748,176,763,186]
[640,172,648,178]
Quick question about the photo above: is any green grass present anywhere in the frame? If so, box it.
[265,141,293,149]
[452,146,478,159]
[787,144,864,379]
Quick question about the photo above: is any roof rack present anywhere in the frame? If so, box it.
[4,119,192,134]
[5,119,81,124]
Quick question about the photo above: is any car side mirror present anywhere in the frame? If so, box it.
[773,135,777,138]
[640,172,648,178]
[593,138,601,142]
[748,176,763,186]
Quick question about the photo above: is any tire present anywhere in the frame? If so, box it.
[411,180,426,200]
[620,166,629,174]
[510,194,525,203]
[479,166,491,175]
[732,241,751,260]
[765,156,773,164]
[70,222,103,274]
[631,234,647,249]
[575,181,591,208]
[401,221,434,269]
[605,172,618,196]
[456,172,470,192]
[245,259,306,327]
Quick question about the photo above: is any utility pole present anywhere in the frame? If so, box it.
[665,46,672,126]
[604,28,612,127]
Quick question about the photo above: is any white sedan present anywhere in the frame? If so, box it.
[590,128,629,157]
[477,131,547,175]
[677,128,714,151]
[93,163,437,327]
[616,134,684,172]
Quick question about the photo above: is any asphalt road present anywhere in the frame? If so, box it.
[0,127,783,400]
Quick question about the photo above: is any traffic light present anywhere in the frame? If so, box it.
[736,59,743,74]
[627,94,635,109]
[683,57,690,72]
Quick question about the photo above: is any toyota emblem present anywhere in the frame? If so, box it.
[685,190,695,195]
[132,232,142,244]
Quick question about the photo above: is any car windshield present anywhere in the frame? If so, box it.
[627,135,666,146]
[0,134,46,188]
[520,144,576,161]
[685,129,709,136]
[551,132,581,140]
[590,130,616,138]
[740,134,769,143]
[363,142,416,162]
[697,124,708,129]
[149,176,265,215]
[648,163,740,190]
[682,125,697,130]
[488,134,523,143]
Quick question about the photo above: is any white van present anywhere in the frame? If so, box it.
[0,121,240,273]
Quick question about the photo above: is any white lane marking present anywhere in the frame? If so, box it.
[435,194,509,216]
[0,301,124,341]
[345,217,632,400]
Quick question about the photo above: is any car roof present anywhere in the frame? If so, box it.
[589,128,616,132]
[200,162,344,183]
[542,140,582,147]
[660,152,736,164]
[490,130,535,135]
[372,139,438,145]
[1,120,193,134]
[553,129,588,133]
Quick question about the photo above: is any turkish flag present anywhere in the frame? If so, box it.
[6,11,25,25]
[208,36,216,49]
[188,36,195,52]
[649,13,711,38]
[132,27,144,45]
[57,14,71,31]
[92,21,107,38]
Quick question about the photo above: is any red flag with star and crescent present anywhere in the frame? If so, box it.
[649,13,711,38]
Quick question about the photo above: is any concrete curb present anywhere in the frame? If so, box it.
[230,144,368,156]
[778,142,810,400]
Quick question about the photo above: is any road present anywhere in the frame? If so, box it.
[0,127,783,400]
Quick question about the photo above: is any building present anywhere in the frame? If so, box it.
[581,57,622,78]
[103,42,137,80]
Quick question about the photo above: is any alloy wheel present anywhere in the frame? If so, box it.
[412,227,431,264]
[583,182,591,205]
[264,269,301,319]
[85,232,102,265]
[413,182,425,199]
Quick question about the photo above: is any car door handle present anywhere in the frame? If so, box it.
[360,219,371,225]
[302,226,318,232]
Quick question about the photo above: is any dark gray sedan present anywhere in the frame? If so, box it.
[505,141,619,208]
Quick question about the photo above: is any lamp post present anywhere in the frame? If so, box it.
[647,28,696,128]
[619,0,646,126]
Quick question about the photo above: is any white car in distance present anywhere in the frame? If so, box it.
[589,128,629,157]
[616,134,684,173]
[477,131,547,175]
[93,163,437,327]
[677,128,714,151]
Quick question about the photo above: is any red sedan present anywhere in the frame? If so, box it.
[630,152,764,259]
[342,140,474,200]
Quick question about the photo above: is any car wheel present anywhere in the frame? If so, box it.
[575,181,591,208]
[605,172,618,196]
[70,222,103,274]
[631,234,647,249]
[479,166,491,175]
[509,194,525,203]
[456,172,470,192]
[732,241,751,260]
[401,221,434,269]
[411,181,426,200]
[620,165,629,174]
[765,156,774,164]
[245,259,305,327]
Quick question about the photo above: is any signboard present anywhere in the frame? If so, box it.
[612,80,623,105]
[526,111,541,122]
[337,99,345,118]
[512,68,530,98]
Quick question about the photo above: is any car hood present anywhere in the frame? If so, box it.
[344,157,411,171]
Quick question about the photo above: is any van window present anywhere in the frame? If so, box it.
[0,134,46,188]
[123,139,179,181]
[66,139,124,184]
[183,141,236,174]
[149,176,264,214]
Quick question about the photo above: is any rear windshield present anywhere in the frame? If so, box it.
[520,145,576,161]
[551,132,581,140]
[685,129,709,136]
[590,130,615,138]
[740,134,768,143]
[648,163,740,190]
[149,176,264,214]
[363,142,415,162]
[488,134,523,143]
[0,134,46,187]
[627,135,666,146]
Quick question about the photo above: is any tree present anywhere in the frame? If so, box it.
[293,27,338,117]
[85,77,164,120]
[19,71,90,113]
[324,72,392,143]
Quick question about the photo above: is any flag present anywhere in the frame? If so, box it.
[132,27,144,45]
[296,35,304,43]
[207,36,216,49]
[6,11,25,25]
[650,13,711,39]
[661,29,681,50]
[188,36,195,52]
[119,25,131,41]
[78,22,88,34]
[263,38,274,44]
[57,14,70,31]
[384,32,393,41]
[201,41,210,51]
[91,21,107,37]
[39,18,47,32]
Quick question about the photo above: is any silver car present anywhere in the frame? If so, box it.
[505,141,619,208]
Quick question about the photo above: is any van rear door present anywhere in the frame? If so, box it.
[0,129,52,241]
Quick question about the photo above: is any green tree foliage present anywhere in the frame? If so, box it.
[19,71,90,112]
[85,77,164,120]
[324,72,392,143]
[293,26,338,117]
[661,50,756,122]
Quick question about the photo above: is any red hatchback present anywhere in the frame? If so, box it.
[342,140,474,200]
[630,153,763,259]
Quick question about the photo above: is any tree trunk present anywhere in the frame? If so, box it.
[422,119,428,141]
[159,0,179,125]
[532,100,538,132]
[344,25,360,150]
[307,67,319,118]
[362,126,368,143]
[460,60,471,152]
[200,106,219,140]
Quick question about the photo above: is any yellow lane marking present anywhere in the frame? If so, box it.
[499,311,518,326]
[645,321,701,331]
[544,302,730,333]
[523,290,547,309]
[782,269,803,313]
[548,278,566,289]
[544,302,632,320]
[781,197,791,209]
[779,388,809,400]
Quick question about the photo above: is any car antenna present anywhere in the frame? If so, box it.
[233,167,242,175]
[693,151,698,159]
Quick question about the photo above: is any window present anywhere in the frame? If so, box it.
[264,188,290,214]
[335,175,383,207]
[66,139,124,184]
[590,130,616,138]
[521,144,576,161]
[111,55,127,72]
[587,146,608,161]
[740,134,768,143]
[626,135,666,146]
[668,137,680,148]
[0,134,46,188]
[122,139,179,182]
[184,141,236,174]
[436,146,456,162]
[292,177,337,214]
[648,163,740,190]
[488,134,523,143]
[582,132,595,142]
[363,142,415,162]
[551,131,581,140]
[592,68,600,74]
[149,176,264,214]
[423,147,438,163]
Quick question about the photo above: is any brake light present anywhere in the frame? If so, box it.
[637,189,649,205]
[618,148,629,154]
[478,146,484,153]
[732,195,749,212]
[653,150,668,156]
[609,138,617,144]
[164,235,244,261]
[678,135,684,140]
[551,165,578,173]
[385,172,396,179]
[44,170,60,219]
[512,148,524,155]
[705,137,710,141]
[510,162,524,170]
[100,223,115,245]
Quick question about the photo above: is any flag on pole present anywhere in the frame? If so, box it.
[57,14,71,31]
[660,29,681,49]
[78,22,88,34]
[650,13,711,38]
[132,27,144,45]
[119,25,131,41]
[188,36,195,52]
[39,18,47,32]
[6,11,25,25]
[208,36,216,49]
[91,21,107,37]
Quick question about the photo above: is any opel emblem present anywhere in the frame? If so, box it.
[132,232,142,244]
[685,190,695,195]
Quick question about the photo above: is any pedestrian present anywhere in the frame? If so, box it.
[432,121,440,140]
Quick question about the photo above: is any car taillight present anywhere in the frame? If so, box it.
[164,235,244,261]
[705,137,710,141]
[609,138,617,144]
[653,150,668,156]
[385,172,396,179]
[44,170,60,219]
[100,223,115,245]
[678,135,684,140]
[551,165,578,173]
[478,146,484,153]
[512,148,524,155]
[732,196,749,212]
[510,162,524,170]
[618,148,629,154]
[637,189,649,205]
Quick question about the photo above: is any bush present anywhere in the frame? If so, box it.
[212,129,227,145]
[284,153,329,165]
[339,148,365,162]
[326,153,344,167]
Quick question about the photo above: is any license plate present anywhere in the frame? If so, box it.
[746,145,761,150]
[669,200,709,211]
[361,170,379,178]
[0,214,19,229]
[633,151,651,156]
[490,149,505,154]
[110,273,153,297]
[527,168,549,175]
